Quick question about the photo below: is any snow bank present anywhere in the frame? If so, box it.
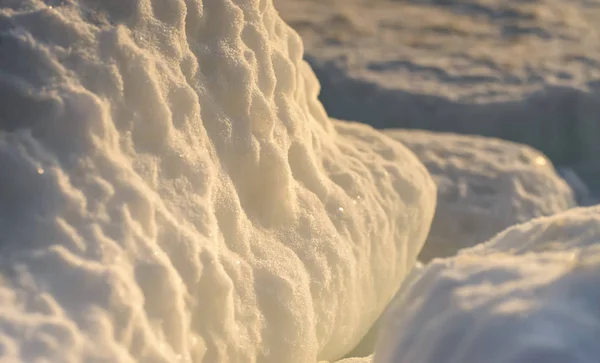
[0,1,436,362]
[375,206,600,363]
[384,130,575,261]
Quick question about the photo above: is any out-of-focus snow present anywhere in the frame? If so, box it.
[385,130,576,261]
[374,206,600,363]
[0,1,436,362]
[331,356,374,363]
[557,167,596,206]
[273,0,600,194]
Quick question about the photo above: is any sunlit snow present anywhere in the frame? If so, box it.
[375,206,600,363]
[0,1,436,362]
[385,130,576,261]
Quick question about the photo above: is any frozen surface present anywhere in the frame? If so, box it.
[374,206,600,363]
[273,0,600,191]
[0,1,436,362]
[385,130,576,261]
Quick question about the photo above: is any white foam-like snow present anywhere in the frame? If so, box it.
[384,130,576,261]
[0,1,436,362]
[374,206,600,363]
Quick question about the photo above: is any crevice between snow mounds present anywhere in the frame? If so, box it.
[306,55,600,191]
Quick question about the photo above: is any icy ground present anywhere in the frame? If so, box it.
[274,0,600,194]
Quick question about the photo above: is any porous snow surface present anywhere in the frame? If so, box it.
[0,1,436,362]
[375,206,600,363]
[385,130,576,261]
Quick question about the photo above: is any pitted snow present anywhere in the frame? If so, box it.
[0,1,435,362]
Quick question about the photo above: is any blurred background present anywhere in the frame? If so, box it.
[273,0,600,200]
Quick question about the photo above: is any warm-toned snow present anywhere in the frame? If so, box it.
[375,206,600,363]
[0,1,435,362]
[385,130,575,261]
[274,0,600,193]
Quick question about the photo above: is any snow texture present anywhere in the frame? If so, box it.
[0,1,436,362]
[384,130,576,261]
[274,0,600,193]
[375,206,600,363]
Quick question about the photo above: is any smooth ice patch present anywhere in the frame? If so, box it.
[0,1,435,362]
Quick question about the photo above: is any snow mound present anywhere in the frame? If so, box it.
[385,130,576,261]
[0,1,436,362]
[375,206,600,363]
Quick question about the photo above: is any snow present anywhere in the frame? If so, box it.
[557,167,596,206]
[0,1,436,362]
[384,130,576,261]
[274,0,600,195]
[374,206,600,363]
[332,356,373,363]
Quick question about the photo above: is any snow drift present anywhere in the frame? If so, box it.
[375,206,600,363]
[385,130,575,261]
[0,1,436,362]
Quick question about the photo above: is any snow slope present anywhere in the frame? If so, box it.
[375,206,600,363]
[274,0,600,192]
[0,1,436,362]
[385,130,575,261]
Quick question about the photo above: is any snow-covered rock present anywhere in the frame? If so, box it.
[374,206,600,363]
[0,1,436,362]
[385,130,576,261]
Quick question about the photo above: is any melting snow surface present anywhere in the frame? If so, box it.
[375,206,600,363]
[0,1,436,362]
[385,130,576,261]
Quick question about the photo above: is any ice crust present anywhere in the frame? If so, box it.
[385,130,576,261]
[375,206,600,363]
[0,1,436,362]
